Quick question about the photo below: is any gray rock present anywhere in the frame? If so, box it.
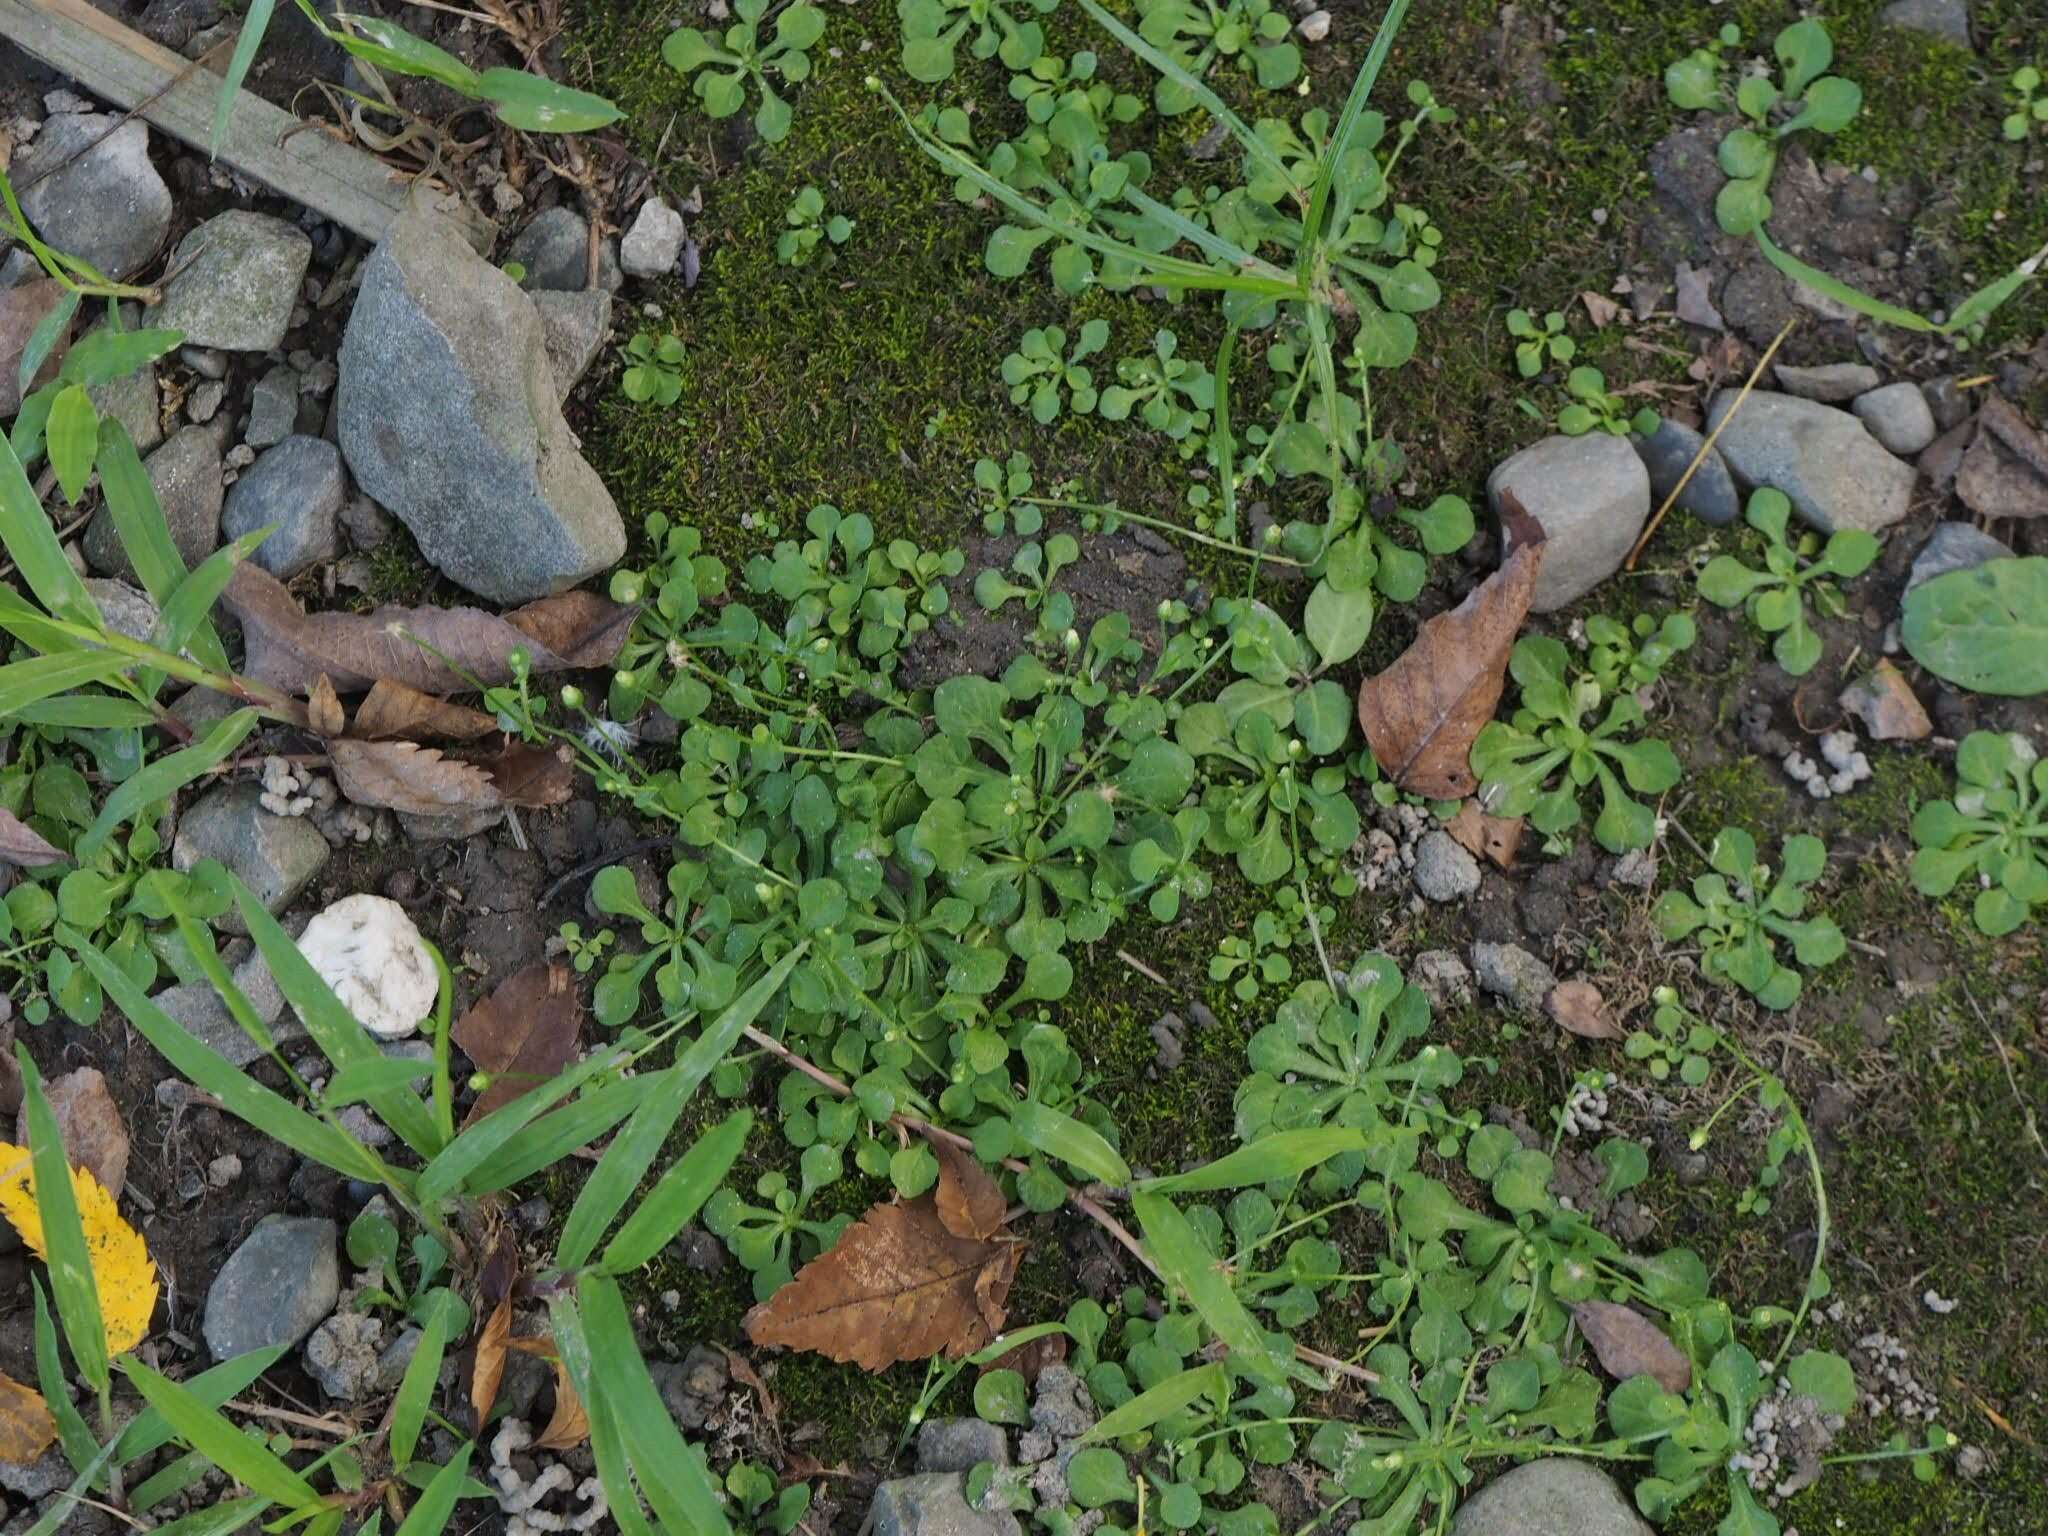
[187,379,226,424]
[82,578,160,643]
[303,1310,386,1401]
[650,1343,729,1430]
[1955,397,2048,520]
[1706,389,1914,534]
[1489,434,1650,612]
[83,425,222,580]
[1471,941,1558,1014]
[505,206,622,293]
[531,287,613,401]
[247,365,300,449]
[1852,382,1937,456]
[918,1417,1011,1473]
[1921,376,1969,432]
[1412,830,1481,903]
[1452,1460,1650,1536]
[171,783,329,931]
[82,320,163,454]
[1411,949,1473,1007]
[1030,1364,1095,1439]
[151,938,300,1067]
[0,1446,73,1499]
[13,116,172,282]
[1773,362,1881,402]
[338,205,625,602]
[1630,417,1740,526]
[0,282,69,417]
[1904,521,2013,595]
[222,435,343,577]
[871,1475,1022,1536]
[340,493,395,550]
[1879,0,1970,48]
[621,198,688,278]
[148,212,312,352]
[203,1216,340,1361]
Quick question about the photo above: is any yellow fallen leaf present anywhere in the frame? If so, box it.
[0,1143,158,1356]
[0,1370,56,1466]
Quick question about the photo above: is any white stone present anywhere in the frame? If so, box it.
[295,894,438,1039]
[620,199,687,279]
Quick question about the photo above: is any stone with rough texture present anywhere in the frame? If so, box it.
[1631,418,1740,526]
[650,1344,730,1430]
[1412,830,1481,903]
[1488,434,1650,612]
[917,1418,1011,1473]
[871,1475,1022,1536]
[1955,397,2048,520]
[295,894,437,1039]
[506,206,622,292]
[247,365,300,449]
[304,1310,388,1401]
[338,205,625,602]
[14,116,172,282]
[1879,0,1970,47]
[1472,941,1558,1014]
[1839,661,1932,742]
[531,288,613,401]
[1904,521,2012,595]
[0,1445,73,1499]
[1452,1460,1651,1536]
[91,351,163,455]
[1706,390,1915,534]
[82,579,160,643]
[1852,382,1937,456]
[148,212,311,352]
[1773,362,1881,402]
[621,198,687,277]
[153,943,299,1067]
[83,425,222,580]
[223,435,343,578]
[203,1216,339,1361]
[171,783,329,931]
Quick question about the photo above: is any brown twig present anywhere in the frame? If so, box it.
[1115,948,1170,988]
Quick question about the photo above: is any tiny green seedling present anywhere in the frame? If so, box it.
[1624,987,1723,1086]
[621,329,685,405]
[1098,329,1215,447]
[777,184,853,266]
[1697,488,1877,677]
[1655,826,1845,1010]
[1469,635,1683,853]
[1136,0,1301,114]
[2004,67,2048,140]
[900,0,1058,82]
[1556,366,1658,437]
[973,452,1038,536]
[1001,320,1109,423]
[1584,610,1696,693]
[1909,730,2048,936]
[975,534,1080,617]
[1506,309,1576,378]
[661,0,826,143]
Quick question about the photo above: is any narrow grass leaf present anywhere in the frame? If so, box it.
[1301,0,1414,283]
[1008,1100,1129,1188]
[1082,1362,1228,1443]
[0,651,134,715]
[55,328,183,390]
[415,1044,630,1204]
[476,69,623,131]
[117,1346,284,1461]
[393,1442,472,1535]
[158,531,266,673]
[96,418,229,672]
[1132,1191,1286,1384]
[18,290,78,397]
[212,0,279,154]
[1754,231,1936,331]
[463,1075,655,1194]
[1075,0,1285,184]
[129,1448,214,1513]
[19,1051,109,1394]
[75,708,258,860]
[602,1110,752,1274]
[1138,1129,1371,1194]
[124,1357,319,1508]
[9,696,158,728]
[0,428,99,625]
[389,1295,451,1466]
[146,1499,269,1536]
[31,1281,98,1478]
[20,1434,121,1536]
[546,1294,656,1536]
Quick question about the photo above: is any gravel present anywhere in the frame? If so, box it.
[1411,830,1482,902]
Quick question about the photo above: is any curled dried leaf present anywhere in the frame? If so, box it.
[931,1137,1007,1241]
[13,1068,128,1200]
[1574,1300,1692,1393]
[0,809,65,870]
[307,675,346,738]
[1444,802,1524,870]
[353,679,499,741]
[1546,981,1623,1041]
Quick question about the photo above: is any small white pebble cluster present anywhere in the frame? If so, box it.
[1730,1379,1844,1502]
[1358,802,1432,893]
[1922,1289,1958,1315]
[1558,1073,1616,1138]
[1853,1327,1942,1422]
[261,755,376,844]
[490,1418,609,1535]
[260,754,315,817]
[1784,731,1871,800]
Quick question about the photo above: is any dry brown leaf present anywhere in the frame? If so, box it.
[0,1369,56,1466]
[1358,497,1546,799]
[353,679,499,741]
[13,1068,129,1201]
[744,1196,1022,1371]
[0,1011,20,1121]
[452,964,583,1124]
[1580,290,1621,329]
[224,564,634,695]
[477,741,577,808]
[0,280,69,417]
[307,674,346,738]
[1443,803,1524,870]
[932,1138,1006,1241]
[328,739,501,816]
[469,1296,512,1433]
[0,809,66,869]
[1574,1301,1692,1393]
[985,1329,1068,1384]
[528,1353,591,1451]
[1546,981,1623,1041]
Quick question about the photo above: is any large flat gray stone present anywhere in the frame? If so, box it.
[148,211,310,352]
[1706,389,1915,534]
[1453,1461,1650,1536]
[13,115,171,283]
[1489,433,1650,612]
[203,1216,338,1361]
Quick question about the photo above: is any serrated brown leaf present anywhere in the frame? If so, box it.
[1546,980,1623,1041]
[328,739,501,816]
[477,741,577,808]
[224,563,634,695]
[1444,802,1524,870]
[1574,1300,1692,1393]
[744,1196,1023,1371]
[307,674,346,737]
[0,809,65,869]
[1358,496,1546,799]
[469,1296,512,1434]
[12,1068,128,1201]
[932,1137,1007,1241]
[0,1369,56,1466]
[452,963,582,1124]
[353,679,498,741]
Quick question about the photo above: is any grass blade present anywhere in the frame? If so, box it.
[212,0,279,155]
[546,1294,657,1536]
[45,384,97,505]
[144,1499,269,1536]
[74,708,258,860]
[1132,1191,1286,1384]
[31,1280,99,1478]
[9,696,158,728]
[18,289,79,397]
[1009,1099,1130,1188]
[123,1357,320,1508]
[117,1346,285,1461]
[18,1050,110,1395]
[0,650,134,714]
[20,1434,122,1536]
[1137,1128,1370,1194]
[393,1442,472,1534]
[1753,230,1937,332]
[557,945,803,1269]
[1301,0,1414,285]
[601,1109,752,1274]
[463,1075,654,1194]
[0,427,99,625]
[388,1294,453,1466]
[415,1042,632,1203]
[1082,1361,1228,1443]
[95,417,229,672]
[158,530,264,673]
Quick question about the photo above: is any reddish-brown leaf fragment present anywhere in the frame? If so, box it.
[0,809,65,869]
[744,1197,1023,1371]
[328,739,501,816]
[469,1296,512,1433]
[352,679,498,741]
[932,1138,1007,1241]
[307,674,346,738]
[1574,1301,1692,1393]
[1546,981,1623,1041]
[1358,497,1546,799]
[1443,802,1525,869]
[15,1068,129,1200]
[477,741,577,808]
[452,964,583,1124]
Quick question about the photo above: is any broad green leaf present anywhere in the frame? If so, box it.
[1783,1349,1856,1416]
[1138,1129,1371,1194]
[45,385,96,504]
[1303,579,1372,669]
[331,15,484,92]
[1010,1099,1129,1187]
[477,69,623,132]
[1132,1192,1286,1384]
[1901,558,2048,696]
[1774,18,1833,97]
